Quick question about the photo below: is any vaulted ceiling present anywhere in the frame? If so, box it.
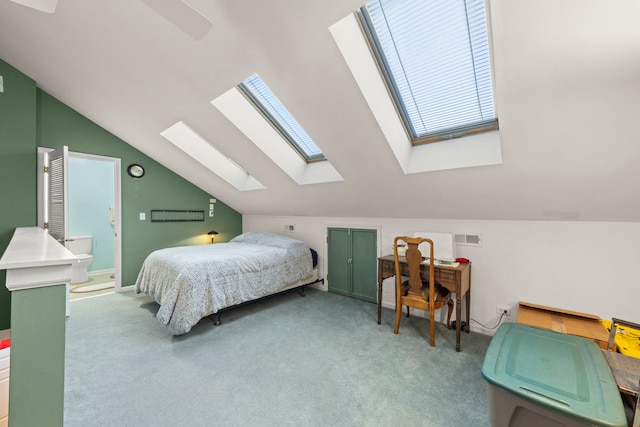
[1,0,639,221]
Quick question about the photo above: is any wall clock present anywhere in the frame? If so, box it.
[127,164,145,178]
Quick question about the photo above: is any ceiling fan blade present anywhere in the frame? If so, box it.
[10,0,57,13]
[140,0,212,41]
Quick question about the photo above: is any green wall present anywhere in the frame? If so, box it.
[0,60,37,330]
[0,58,243,329]
[10,284,67,426]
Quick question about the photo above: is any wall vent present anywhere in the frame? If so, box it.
[455,234,482,247]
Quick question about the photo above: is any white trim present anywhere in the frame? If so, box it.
[212,87,344,185]
[0,227,75,291]
[329,13,502,174]
[160,121,265,191]
[37,148,123,293]
[9,0,57,14]
[67,151,123,292]
[37,147,48,230]
[87,269,115,277]
[69,291,116,302]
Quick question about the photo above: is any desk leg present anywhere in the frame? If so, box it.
[465,290,471,333]
[377,280,383,324]
[455,293,462,352]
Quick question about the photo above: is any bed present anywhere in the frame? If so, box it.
[134,232,320,335]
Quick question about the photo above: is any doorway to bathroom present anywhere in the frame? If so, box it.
[67,154,119,300]
[37,148,122,305]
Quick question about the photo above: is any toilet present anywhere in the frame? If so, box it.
[68,235,94,284]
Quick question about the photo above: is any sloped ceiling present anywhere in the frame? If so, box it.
[1,0,639,221]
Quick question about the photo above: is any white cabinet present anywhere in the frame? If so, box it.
[0,347,9,427]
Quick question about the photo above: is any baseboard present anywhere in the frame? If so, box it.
[380,300,494,336]
[88,269,115,277]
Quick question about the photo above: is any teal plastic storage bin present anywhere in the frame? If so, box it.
[482,323,626,427]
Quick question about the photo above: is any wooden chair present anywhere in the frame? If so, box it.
[393,236,454,347]
[601,318,640,427]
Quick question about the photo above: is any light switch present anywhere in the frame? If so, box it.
[0,76,4,93]
[139,212,146,220]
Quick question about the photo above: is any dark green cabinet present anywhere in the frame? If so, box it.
[327,228,377,303]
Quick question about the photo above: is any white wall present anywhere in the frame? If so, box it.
[244,215,640,335]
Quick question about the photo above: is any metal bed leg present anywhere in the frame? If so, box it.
[208,278,323,328]
[213,312,222,326]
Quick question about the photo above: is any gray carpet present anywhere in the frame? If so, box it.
[64,288,492,426]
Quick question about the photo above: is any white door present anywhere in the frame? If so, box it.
[44,146,72,315]
[46,146,69,245]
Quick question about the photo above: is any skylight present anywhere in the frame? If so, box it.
[359,0,498,144]
[211,87,343,186]
[329,9,502,174]
[238,74,325,162]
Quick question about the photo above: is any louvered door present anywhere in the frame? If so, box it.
[46,146,69,246]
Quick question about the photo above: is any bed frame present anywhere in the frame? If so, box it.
[210,275,324,326]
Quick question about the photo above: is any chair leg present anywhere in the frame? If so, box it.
[429,311,436,347]
[394,303,403,334]
[406,306,410,317]
[446,300,454,329]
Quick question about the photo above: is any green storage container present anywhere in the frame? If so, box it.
[481,322,626,427]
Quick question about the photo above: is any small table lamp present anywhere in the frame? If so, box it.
[207,230,218,244]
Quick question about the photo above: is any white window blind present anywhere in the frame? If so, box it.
[239,74,325,162]
[360,0,498,142]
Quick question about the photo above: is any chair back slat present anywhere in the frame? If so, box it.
[405,241,424,295]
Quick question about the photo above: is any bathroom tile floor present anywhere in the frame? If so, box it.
[70,272,115,301]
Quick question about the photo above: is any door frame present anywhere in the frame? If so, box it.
[37,147,122,292]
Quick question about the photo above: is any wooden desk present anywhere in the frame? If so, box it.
[377,255,471,352]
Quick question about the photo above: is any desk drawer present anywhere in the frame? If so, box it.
[436,270,456,284]
[382,261,410,277]
[382,261,395,274]
[380,259,457,287]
